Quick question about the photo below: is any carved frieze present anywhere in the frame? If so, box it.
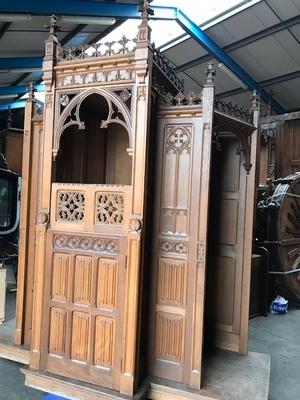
[160,239,188,255]
[57,69,136,88]
[96,192,124,225]
[53,235,119,255]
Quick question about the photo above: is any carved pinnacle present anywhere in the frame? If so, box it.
[251,89,260,111]
[205,63,216,85]
[45,15,61,37]
[138,0,154,20]
[28,82,35,101]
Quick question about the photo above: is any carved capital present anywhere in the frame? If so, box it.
[38,211,49,225]
[129,218,142,233]
[137,85,147,101]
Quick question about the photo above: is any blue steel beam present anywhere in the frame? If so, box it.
[175,9,286,114]
[0,1,177,20]
[0,57,42,70]
[0,84,45,96]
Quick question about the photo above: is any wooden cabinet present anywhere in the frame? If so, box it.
[13,13,259,400]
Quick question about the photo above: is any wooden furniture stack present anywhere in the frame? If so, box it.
[8,5,260,400]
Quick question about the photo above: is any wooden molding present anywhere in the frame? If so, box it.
[22,368,148,400]
[148,382,215,400]
[0,343,30,364]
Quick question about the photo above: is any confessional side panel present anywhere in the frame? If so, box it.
[208,136,246,352]
[23,121,43,347]
[5,131,23,175]
[149,113,209,386]
[150,120,192,383]
[259,137,269,184]
[15,111,43,346]
[275,119,300,178]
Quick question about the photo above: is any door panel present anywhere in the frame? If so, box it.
[149,103,214,390]
[41,183,129,390]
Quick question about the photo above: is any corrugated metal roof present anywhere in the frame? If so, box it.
[163,0,300,112]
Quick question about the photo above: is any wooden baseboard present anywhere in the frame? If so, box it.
[22,368,148,400]
[0,343,30,364]
[148,382,215,400]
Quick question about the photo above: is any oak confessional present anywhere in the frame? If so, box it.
[3,4,260,400]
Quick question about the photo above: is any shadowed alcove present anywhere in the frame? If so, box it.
[54,93,132,185]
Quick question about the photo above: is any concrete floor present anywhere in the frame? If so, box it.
[0,358,44,399]
[249,307,300,400]
[0,309,298,399]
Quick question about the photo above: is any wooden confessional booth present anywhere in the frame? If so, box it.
[5,10,261,400]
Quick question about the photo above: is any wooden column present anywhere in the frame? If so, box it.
[189,65,215,389]
[15,84,36,345]
[120,10,153,396]
[30,16,59,369]
[239,91,260,354]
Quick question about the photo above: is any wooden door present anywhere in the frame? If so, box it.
[149,86,214,390]
[40,183,130,390]
[206,128,256,354]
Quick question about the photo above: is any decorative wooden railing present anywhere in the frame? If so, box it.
[57,36,137,62]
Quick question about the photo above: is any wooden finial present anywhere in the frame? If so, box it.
[28,82,35,101]
[138,0,154,20]
[251,89,260,111]
[45,15,61,38]
[205,63,216,85]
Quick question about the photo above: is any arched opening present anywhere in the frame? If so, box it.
[54,93,132,185]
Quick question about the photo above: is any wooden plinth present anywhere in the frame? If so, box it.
[22,368,148,400]
[0,343,30,364]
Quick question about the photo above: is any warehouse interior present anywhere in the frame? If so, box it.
[0,1,299,399]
